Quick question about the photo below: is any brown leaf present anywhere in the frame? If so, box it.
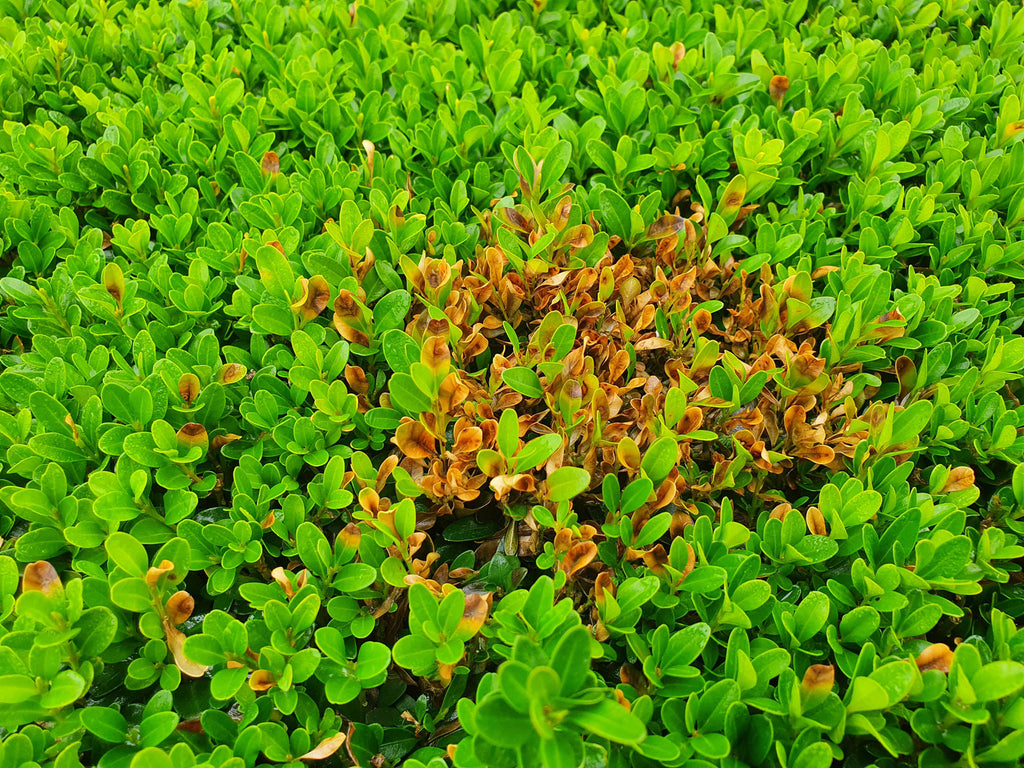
[146,559,176,586]
[895,355,917,396]
[561,542,598,578]
[617,437,642,472]
[165,624,209,678]
[801,664,834,694]
[670,41,685,70]
[916,643,953,674]
[678,406,704,435]
[562,224,594,249]
[271,566,296,598]
[800,445,835,465]
[333,291,371,346]
[337,523,362,553]
[394,420,436,460]
[344,365,369,395]
[103,262,125,305]
[490,473,536,501]
[176,422,209,452]
[362,140,375,181]
[942,467,975,494]
[420,335,451,376]
[615,688,632,711]
[290,275,331,322]
[216,363,247,385]
[633,337,674,351]
[769,75,790,106]
[438,372,469,413]
[422,258,452,292]
[211,433,242,452]
[261,151,280,175]
[248,669,277,691]
[692,308,712,333]
[645,215,685,240]
[178,373,201,407]
[299,732,347,761]
[594,570,615,608]
[165,591,194,626]
[457,592,491,638]
[22,561,61,595]
[805,507,828,536]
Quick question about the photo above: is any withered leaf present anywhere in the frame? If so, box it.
[165,590,195,626]
[261,150,280,175]
[394,420,435,460]
[942,467,975,493]
[22,561,61,595]
[299,732,347,761]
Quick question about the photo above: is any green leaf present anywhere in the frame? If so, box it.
[846,677,890,712]
[81,707,129,743]
[972,661,1024,701]
[474,694,533,748]
[502,367,544,398]
[551,625,592,696]
[641,436,678,486]
[794,591,830,643]
[210,667,248,700]
[566,699,646,745]
[599,188,634,240]
[389,372,432,415]
[546,466,591,502]
[140,711,179,747]
[373,290,412,333]
[514,433,562,472]
[382,330,420,375]
[393,635,437,672]
[0,674,39,704]
[28,433,85,463]
[40,670,85,709]
[255,244,295,303]
[105,532,149,577]
[620,477,653,514]
[891,399,932,442]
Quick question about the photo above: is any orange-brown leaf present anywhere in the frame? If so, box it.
[271,566,296,599]
[801,664,834,694]
[805,507,828,536]
[942,467,975,494]
[176,422,209,452]
[165,624,209,678]
[801,445,835,465]
[769,75,790,105]
[216,363,247,385]
[146,559,176,587]
[457,592,491,638]
[290,275,331,322]
[248,670,277,691]
[561,542,598,578]
[299,732,347,761]
[165,591,194,626]
[261,151,280,175]
[178,373,201,407]
[421,335,451,376]
[916,643,953,674]
[22,561,61,595]
[394,420,436,460]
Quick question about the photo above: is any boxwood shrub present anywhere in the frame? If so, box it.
[3,1,1024,767]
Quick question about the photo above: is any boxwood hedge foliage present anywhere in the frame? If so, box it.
[4,0,1024,766]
